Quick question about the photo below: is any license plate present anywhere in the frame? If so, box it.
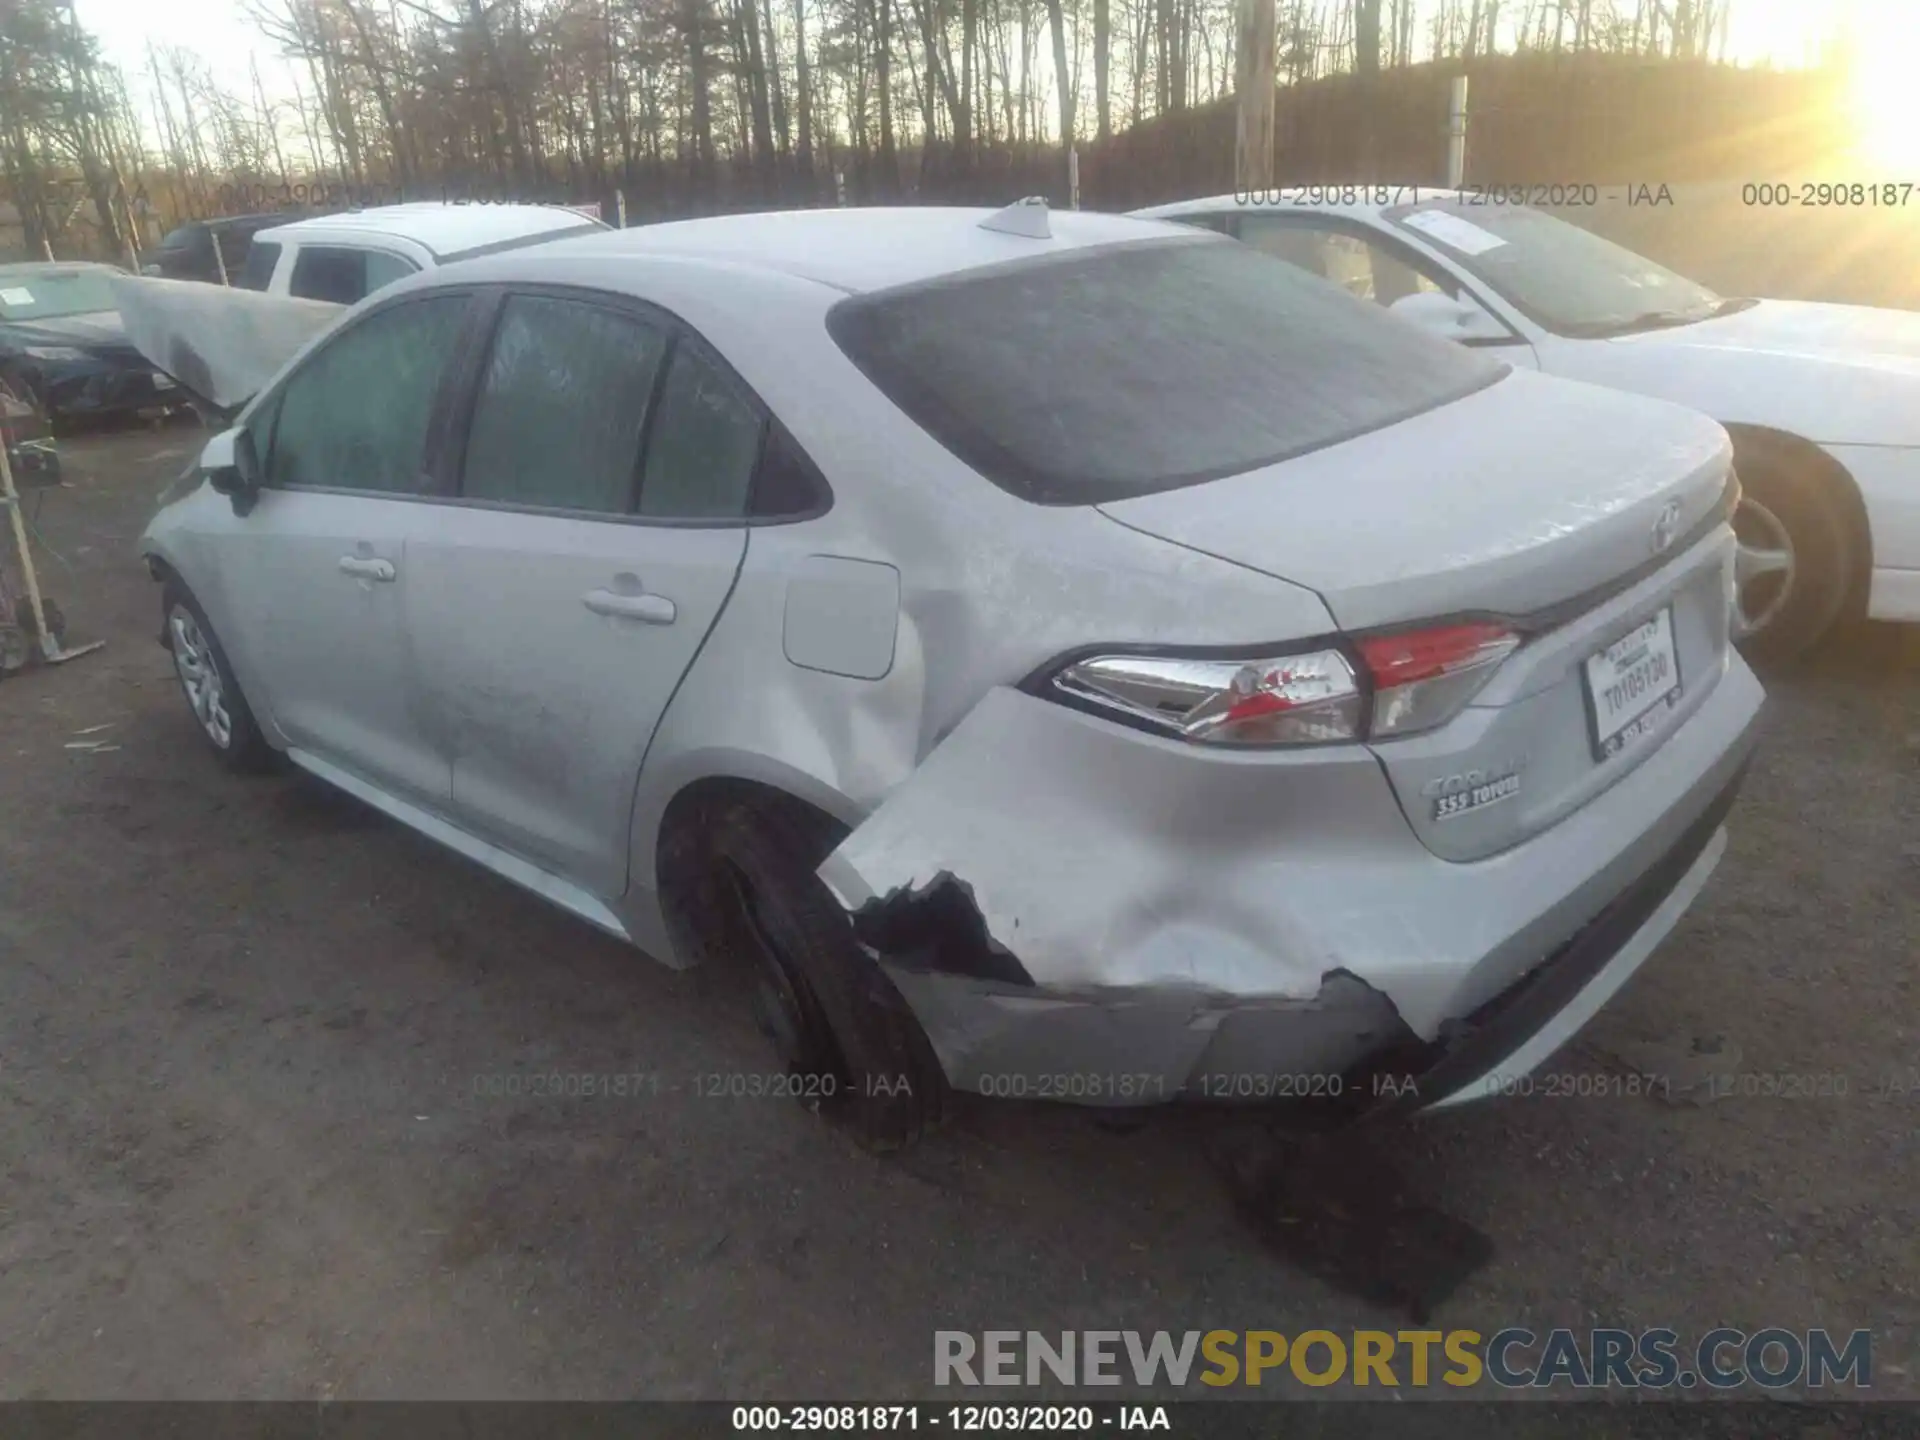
[151,372,176,389]
[1582,607,1682,761]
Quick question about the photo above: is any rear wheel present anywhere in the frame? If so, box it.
[1729,441,1859,666]
[666,791,946,1153]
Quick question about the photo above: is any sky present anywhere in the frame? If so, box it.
[67,0,1895,154]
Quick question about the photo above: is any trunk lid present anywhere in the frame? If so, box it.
[1097,369,1738,861]
[1096,368,1730,632]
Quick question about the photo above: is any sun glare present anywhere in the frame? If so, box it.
[1846,0,1920,171]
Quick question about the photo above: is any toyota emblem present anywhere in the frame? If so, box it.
[1650,499,1683,554]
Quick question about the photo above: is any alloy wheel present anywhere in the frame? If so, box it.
[169,606,234,749]
[1731,495,1795,640]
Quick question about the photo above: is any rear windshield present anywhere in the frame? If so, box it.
[828,237,1506,504]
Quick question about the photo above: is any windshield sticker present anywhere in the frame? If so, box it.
[0,287,36,306]
[1402,210,1510,256]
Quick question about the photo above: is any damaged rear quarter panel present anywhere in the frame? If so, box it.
[616,272,1340,958]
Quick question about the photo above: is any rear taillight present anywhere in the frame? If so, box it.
[1358,622,1519,738]
[1044,621,1518,748]
[1052,650,1362,746]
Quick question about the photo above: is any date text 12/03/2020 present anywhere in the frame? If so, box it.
[732,1407,1170,1432]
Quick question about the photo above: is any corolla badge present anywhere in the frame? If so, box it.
[1650,498,1683,555]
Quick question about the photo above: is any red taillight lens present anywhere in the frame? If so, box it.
[1359,621,1519,737]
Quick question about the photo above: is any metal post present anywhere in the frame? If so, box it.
[1446,74,1470,189]
[1068,147,1080,210]
[615,188,627,228]
[0,429,53,657]
[835,171,847,206]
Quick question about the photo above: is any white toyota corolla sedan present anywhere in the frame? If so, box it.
[135,204,1763,1150]
[1134,189,1920,661]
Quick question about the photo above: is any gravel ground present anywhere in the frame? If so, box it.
[0,426,1915,1401]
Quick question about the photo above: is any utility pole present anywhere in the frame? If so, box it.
[1234,0,1276,193]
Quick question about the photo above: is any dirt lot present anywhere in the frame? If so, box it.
[1,426,1916,1400]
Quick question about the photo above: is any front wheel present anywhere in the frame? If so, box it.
[164,585,274,771]
[1729,445,1859,665]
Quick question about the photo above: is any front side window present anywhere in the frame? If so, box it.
[264,294,469,494]
[829,237,1505,504]
[461,294,669,514]
[637,342,765,520]
[1384,202,1724,335]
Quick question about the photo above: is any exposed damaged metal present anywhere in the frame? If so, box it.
[846,871,1035,987]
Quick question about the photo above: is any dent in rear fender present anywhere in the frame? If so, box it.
[813,685,1415,1001]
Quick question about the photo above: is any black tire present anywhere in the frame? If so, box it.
[1731,441,1860,667]
[161,582,275,772]
[670,791,947,1152]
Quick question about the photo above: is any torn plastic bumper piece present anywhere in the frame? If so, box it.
[818,673,1761,1112]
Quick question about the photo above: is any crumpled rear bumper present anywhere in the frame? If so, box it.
[818,656,1763,1113]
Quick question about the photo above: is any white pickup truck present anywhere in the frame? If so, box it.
[234,202,605,306]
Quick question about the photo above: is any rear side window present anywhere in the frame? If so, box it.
[237,240,280,291]
[637,343,765,519]
[461,294,668,514]
[289,246,369,304]
[828,238,1506,504]
[265,295,469,494]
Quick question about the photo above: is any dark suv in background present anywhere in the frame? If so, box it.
[143,212,306,285]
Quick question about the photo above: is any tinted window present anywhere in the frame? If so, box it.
[461,294,668,514]
[159,225,202,250]
[265,295,468,493]
[237,240,280,291]
[364,251,418,295]
[638,343,765,519]
[289,246,369,304]
[829,238,1505,504]
[750,425,829,517]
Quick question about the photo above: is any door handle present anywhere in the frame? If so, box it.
[582,588,676,624]
[338,556,396,582]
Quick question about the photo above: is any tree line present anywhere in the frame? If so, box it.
[0,0,1811,252]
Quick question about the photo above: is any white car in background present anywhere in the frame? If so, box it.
[235,201,606,307]
[1135,190,1920,661]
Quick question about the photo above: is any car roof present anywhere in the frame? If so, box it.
[517,205,1209,295]
[1133,187,1471,223]
[254,202,602,260]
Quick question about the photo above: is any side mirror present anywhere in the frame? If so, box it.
[1389,290,1514,344]
[201,426,262,515]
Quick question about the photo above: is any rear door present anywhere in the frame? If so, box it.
[405,288,755,897]
[219,290,477,805]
